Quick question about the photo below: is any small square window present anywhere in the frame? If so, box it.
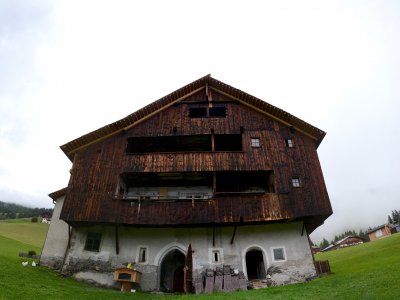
[291,177,301,187]
[273,248,285,261]
[84,232,102,252]
[209,248,223,264]
[213,251,220,262]
[285,139,294,148]
[251,138,260,148]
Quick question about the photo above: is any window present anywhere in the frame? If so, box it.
[291,177,301,187]
[209,106,227,117]
[126,134,244,154]
[251,138,260,148]
[209,248,223,264]
[285,138,294,148]
[189,106,227,118]
[84,232,102,252]
[214,134,242,151]
[272,247,286,261]
[213,251,220,262]
[126,135,212,153]
[137,246,149,264]
[375,229,383,238]
[216,171,275,193]
[189,107,207,118]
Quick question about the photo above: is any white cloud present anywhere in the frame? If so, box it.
[0,1,399,240]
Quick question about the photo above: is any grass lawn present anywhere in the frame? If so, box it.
[0,220,399,299]
[0,218,49,248]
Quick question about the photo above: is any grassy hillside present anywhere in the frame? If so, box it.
[0,220,399,299]
[0,218,49,248]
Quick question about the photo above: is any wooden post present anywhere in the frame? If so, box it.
[230,225,237,244]
[115,225,119,255]
[184,244,193,293]
[213,225,216,247]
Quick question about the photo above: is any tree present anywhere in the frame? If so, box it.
[387,209,400,225]
[319,238,330,250]
[358,229,369,241]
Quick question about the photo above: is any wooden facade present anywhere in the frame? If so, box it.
[59,75,331,233]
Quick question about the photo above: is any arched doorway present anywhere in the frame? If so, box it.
[160,249,185,292]
[245,249,266,280]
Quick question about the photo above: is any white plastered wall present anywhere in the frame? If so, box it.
[64,221,315,289]
[40,196,69,268]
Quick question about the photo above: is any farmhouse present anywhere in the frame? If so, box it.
[367,224,395,241]
[40,75,332,292]
[321,235,366,252]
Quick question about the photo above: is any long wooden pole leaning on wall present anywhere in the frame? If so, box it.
[61,224,72,269]
[213,225,216,247]
[115,225,119,255]
[230,225,237,244]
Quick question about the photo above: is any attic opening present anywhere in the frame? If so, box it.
[188,106,227,118]
[126,134,242,153]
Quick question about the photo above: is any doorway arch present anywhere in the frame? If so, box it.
[245,248,266,280]
[160,249,185,292]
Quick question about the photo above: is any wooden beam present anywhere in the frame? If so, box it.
[115,225,120,255]
[230,225,237,245]
[213,225,216,247]
[61,225,72,268]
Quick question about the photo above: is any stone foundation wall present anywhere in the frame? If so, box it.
[51,222,315,292]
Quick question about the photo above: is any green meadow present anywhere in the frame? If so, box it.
[0,219,399,299]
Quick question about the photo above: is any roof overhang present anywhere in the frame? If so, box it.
[48,187,67,202]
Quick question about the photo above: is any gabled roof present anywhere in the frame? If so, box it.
[61,75,326,161]
[321,235,366,252]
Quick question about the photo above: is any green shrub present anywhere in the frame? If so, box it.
[31,217,38,223]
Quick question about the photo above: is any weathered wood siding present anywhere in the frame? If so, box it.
[60,89,331,227]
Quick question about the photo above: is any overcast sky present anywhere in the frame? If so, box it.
[1,0,399,242]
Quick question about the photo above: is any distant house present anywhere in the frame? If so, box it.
[367,224,392,241]
[311,245,321,254]
[41,212,52,219]
[321,235,366,252]
[41,212,53,224]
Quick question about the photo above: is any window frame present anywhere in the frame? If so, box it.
[285,138,294,148]
[271,247,286,262]
[209,248,224,264]
[84,232,102,252]
[251,138,261,148]
[291,176,301,188]
[136,245,149,264]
